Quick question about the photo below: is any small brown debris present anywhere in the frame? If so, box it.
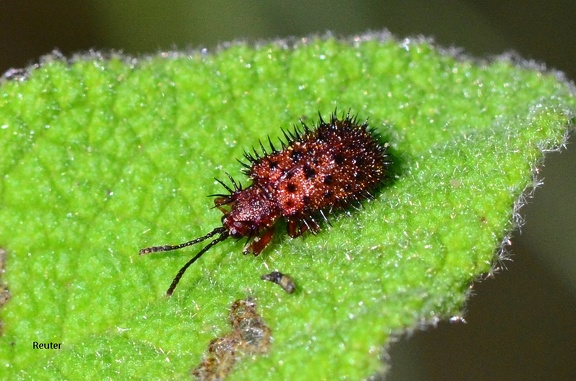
[192,298,271,380]
[260,271,296,294]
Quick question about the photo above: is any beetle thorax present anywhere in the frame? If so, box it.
[222,185,281,238]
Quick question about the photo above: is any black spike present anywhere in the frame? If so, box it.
[259,139,268,156]
[267,136,277,153]
[223,171,241,191]
[330,110,338,125]
[282,128,293,143]
[252,146,260,160]
[214,177,234,193]
[207,193,230,198]
[243,151,256,163]
[237,158,251,169]
[290,126,298,140]
[300,120,311,134]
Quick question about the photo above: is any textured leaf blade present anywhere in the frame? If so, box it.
[0,35,574,380]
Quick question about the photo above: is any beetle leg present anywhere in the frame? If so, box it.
[287,217,319,238]
[243,227,274,255]
[287,217,320,238]
[287,218,301,238]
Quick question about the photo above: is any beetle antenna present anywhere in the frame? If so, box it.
[139,227,227,254]
[139,227,229,296]
[165,230,229,296]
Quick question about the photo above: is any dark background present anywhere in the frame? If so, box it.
[1,1,575,380]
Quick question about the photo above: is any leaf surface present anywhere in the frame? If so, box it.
[0,34,574,380]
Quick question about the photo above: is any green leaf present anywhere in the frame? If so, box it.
[1,34,574,380]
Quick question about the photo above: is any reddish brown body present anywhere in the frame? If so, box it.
[140,111,391,296]
[218,113,390,254]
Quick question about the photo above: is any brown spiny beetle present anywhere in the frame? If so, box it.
[140,111,391,296]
